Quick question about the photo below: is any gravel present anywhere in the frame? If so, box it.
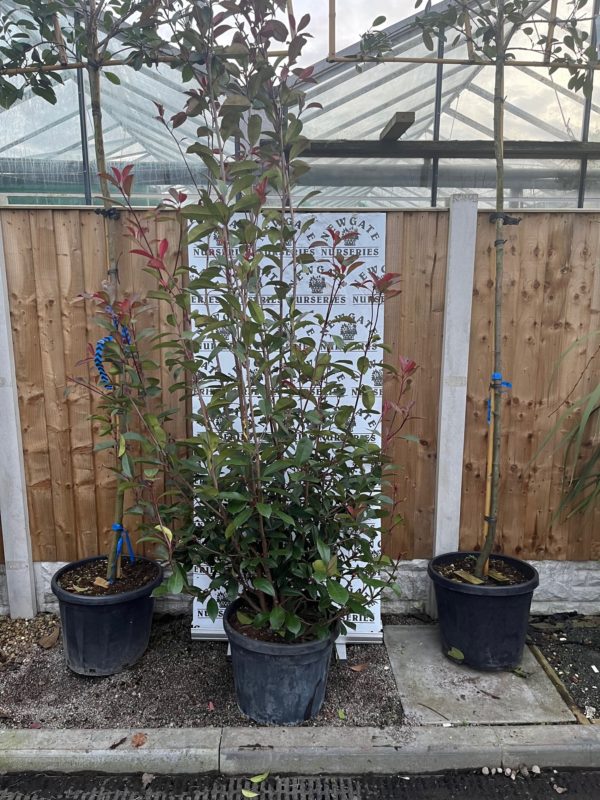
[0,613,403,729]
[528,613,600,720]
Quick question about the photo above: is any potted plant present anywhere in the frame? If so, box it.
[102,1,418,723]
[0,2,175,675]
[50,286,171,676]
[358,1,596,670]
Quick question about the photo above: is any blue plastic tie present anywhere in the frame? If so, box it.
[94,336,114,390]
[487,372,512,423]
[112,522,135,565]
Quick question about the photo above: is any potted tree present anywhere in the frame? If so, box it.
[0,2,172,675]
[103,0,418,723]
[50,286,171,676]
[359,1,596,669]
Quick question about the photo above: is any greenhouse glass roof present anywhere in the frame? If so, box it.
[0,0,599,208]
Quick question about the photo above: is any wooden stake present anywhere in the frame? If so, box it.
[329,0,336,59]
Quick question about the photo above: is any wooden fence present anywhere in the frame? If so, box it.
[0,208,599,565]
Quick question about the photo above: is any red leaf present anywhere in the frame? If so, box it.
[131,248,154,259]
[122,174,134,198]
[171,111,187,129]
[399,356,417,376]
[207,701,215,712]
[158,238,169,259]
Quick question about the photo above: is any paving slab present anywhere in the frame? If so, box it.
[384,625,575,726]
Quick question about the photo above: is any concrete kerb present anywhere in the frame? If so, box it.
[1,725,600,775]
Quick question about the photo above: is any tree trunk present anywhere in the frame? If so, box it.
[475,1,505,578]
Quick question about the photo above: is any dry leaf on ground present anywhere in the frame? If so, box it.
[37,628,60,649]
[132,732,148,748]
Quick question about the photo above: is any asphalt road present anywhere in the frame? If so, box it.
[1,770,600,799]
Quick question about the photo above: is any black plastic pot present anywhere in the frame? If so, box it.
[428,552,539,671]
[223,600,338,725]
[51,556,163,676]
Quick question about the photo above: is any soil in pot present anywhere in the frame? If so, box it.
[432,554,529,587]
[57,557,159,596]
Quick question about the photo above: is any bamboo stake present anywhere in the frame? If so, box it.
[482,386,495,574]
[462,3,475,62]
[544,0,559,62]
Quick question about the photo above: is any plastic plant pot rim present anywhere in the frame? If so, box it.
[428,551,539,598]
[51,555,163,606]
[223,598,339,657]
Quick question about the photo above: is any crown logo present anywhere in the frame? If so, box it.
[309,275,326,294]
[372,368,383,387]
[342,227,360,245]
[340,322,357,341]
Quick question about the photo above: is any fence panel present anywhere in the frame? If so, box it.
[1,208,599,564]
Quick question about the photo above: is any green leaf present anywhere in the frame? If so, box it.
[104,71,121,85]
[121,453,134,479]
[295,438,313,464]
[254,577,276,597]
[327,579,349,606]
[285,613,302,636]
[249,771,269,784]
[447,647,464,663]
[166,569,184,595]
[316,538,331,565]
[236,610,253,625]
[269,605,286,630]
[372,15,386,26]
[362,386,375,411]
[247,114,262,147]
[248,298,265,324]
[206,598,219,622]
[242,790,259,798]
[118,435,126,457]
[257,503,272,518]
[337,708,346,720]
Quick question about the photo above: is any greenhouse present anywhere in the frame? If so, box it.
[1,0,600,206]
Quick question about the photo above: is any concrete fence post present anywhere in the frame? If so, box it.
[427,194,478,617]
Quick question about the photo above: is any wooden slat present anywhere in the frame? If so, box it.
[53,209,99,559]
[563,215,600,560]
[384,211,448,559]
[29,210,78,562]
[1,211,56,562]
[79,211,114,558]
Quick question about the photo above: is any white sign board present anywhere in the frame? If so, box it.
[189,212,386,648]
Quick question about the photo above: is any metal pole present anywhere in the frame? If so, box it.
[577,0,599,207]
[431,31,445,207]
